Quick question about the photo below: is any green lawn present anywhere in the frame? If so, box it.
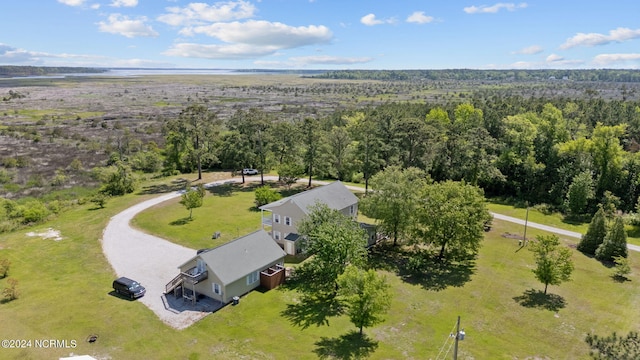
[487,202,640,246]
[1,173,639,359]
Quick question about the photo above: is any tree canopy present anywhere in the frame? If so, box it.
[412,180,491,261]
[529,234,574,295]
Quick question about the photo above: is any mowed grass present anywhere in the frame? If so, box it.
[487,202,640,246]
[1,173,639,359]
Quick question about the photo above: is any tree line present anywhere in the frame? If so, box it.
[160,94,640,219]
[312,69,640,82]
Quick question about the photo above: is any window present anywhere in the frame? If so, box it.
[247,271,259,285]
[274,214,280,224]
[349,205,355,215]
[274,231,281,240]
[285,216,291,226]
[212,283,222,295]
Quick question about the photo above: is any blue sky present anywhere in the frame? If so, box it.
[1,1,640,69]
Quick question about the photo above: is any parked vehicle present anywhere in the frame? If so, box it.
[112,277,146,299]
[242,168,259,175]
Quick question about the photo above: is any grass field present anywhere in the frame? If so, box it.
[1,173,639,359]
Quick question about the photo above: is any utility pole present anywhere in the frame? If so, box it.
[453,316,460,360]
[451,315,466,359]
[523,201,529,246]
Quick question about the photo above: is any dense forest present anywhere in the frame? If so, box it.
[162,94,640,217]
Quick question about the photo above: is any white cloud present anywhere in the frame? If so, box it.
[593,53,640,66]
[464,2,527,14]
[186,20,332,49]
[98,14,159,38]
[360,13,395,26]
[110,0,138,7]
[91,3,101,9]
[545,53,564,62]
[157,1,256,27]
[406,11,434,24]
[560,27,640,50]
[57,0,86,6]
[163,43,279,59]
[513,45,543,55]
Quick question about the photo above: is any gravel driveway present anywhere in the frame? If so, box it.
[101,191,204,329]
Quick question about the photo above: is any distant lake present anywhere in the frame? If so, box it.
[1,68,318,80]
[104,68,253,76]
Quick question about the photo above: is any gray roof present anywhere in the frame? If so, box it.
[259,181,358,215]
[193,230,286,285]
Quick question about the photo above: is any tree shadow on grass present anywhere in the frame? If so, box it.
[169,217,192,226]
[138,178,188,195]
[368,243,475,291]
[402,259,475,292]
[281,294,343,330]
[314,331,378,360]
[513,289,566,312]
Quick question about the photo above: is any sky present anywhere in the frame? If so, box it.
[1,1,640,70]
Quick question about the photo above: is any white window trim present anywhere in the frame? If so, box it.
[213,283,222,295]
[285,216,292,226]
[274,231,281,240]
[247,271,259,285]
[274,214,280,224]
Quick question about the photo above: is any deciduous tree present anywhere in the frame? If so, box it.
[293,204,367,296]
[529,234,574,294]
[412,180,491,261]
[179,184,205,220]
[337,265,392,335]
[360,166,426,246]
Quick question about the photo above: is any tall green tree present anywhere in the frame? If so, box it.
[164,104,221,180]
[595,216,628,262]
[577,206,607,255]
[337,265,392,335]
[345,112,382,193]
[592,123,626,197]
[413,180,491,261]
[293,204,368,297]
[565,171,595,215]
[529,234,574,295]
[300,117,323,187]
[227,108,273,185]
[360,166,426,246]
[270,121,300,177]
[218,130,254,183]
[326,125,354,181]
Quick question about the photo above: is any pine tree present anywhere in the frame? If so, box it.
[577,206,607,255]
[595,216,628,262]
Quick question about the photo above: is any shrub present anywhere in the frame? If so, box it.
[2,278,19,302]
[21,200,49,224]
[254,186,282,208]
[0,258,10,278]
[90,193,108,209]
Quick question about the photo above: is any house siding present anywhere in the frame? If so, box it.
[180,255,284,304]
[271,200,304,244]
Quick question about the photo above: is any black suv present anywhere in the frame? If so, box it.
[112,277,146,299]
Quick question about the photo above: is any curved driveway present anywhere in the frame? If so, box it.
[101,176,639,329]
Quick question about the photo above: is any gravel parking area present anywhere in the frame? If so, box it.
[101,191,207,330]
